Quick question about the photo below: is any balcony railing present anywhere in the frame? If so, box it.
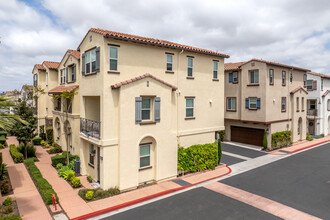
[80,118,100,139]
[307,109,317,116]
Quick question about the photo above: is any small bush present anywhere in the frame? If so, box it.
[217,130,225,141]
[79,187,120,201]
[87,175,93,183]
[1,182,9,194]
[2,197,12,206]
[71,177,81,188]
[51,155,66,167]
[56,163,63,170]
[0,130,8,138]
[0,136,6,145]
[262,132,268,150]
[45,144,50,148]
[0,215,22,220]
[46,126,54,143]
[32,137,42,145]
[85,191,94,200]
[3,206,13,214]
[52,142,58,147]
[217,139,222,164]
[17,144,36,158]
[306,133,313,141]
[9,145,23,163]
[62,151,80,161]
[271,130,292,149]
[58,166,71,177]
[0,143,5,149]
[64,170,75,181]
[40,140,45,146]
[49,146,62,154]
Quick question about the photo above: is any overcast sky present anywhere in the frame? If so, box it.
[1,0,330,91]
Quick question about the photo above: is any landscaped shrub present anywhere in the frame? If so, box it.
[71,177,81,188]
[0,131,8,138]
[58,166,71,177]
[24,158,59,205]
[79,187,120,201]
[3,206,13,214]
[0,215,22,220]
[306,133,313,141]
[85,191,94,200]
[217,130,225,141]
[51,155,66,167]
[49,146,62,154]
[62,151,80,161]
[17,144,36,158]
[46,126,54,143]
[271,131,292,149]
[63,170,75,181]
[56,163,63,170]
[40,140,45,146]
[0,143,5,149]
[39,125,46,141]
[32,137,42,145]
[177,143,218,173]
[262,132,268,150]
[9,145,23,163]
[2,197,12,206]
[0,136,6,145]
[87,175,93,183]
[217,140,222,164]
[1,180,9,194]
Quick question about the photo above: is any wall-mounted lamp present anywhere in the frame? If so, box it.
[266,128,269,134]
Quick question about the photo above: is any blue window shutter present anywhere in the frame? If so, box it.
[229,72,233,83]
[245,98,249,109]
[154,97,160,122]
[95,47,100,72]
[257,98,261,109]
[82,53,85,75]
[135,97,142,124]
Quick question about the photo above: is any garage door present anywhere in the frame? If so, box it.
[231,126,264,146]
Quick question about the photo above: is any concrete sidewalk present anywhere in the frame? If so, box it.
[3,136,52,220]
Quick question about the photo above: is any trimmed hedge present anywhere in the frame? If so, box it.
[17,144,36,158]
[0,136,6,145]
[271,130,292,149]
[178,143,218,173]
[48,146,62,154]
[51,152,79,167]
[46,126,53,144]
[0,130,8,138]
[0,216,22,220]
[24,158,59,205]
[32,137,42,145]
[9,145,23,163]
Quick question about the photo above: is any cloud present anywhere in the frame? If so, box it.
[1,0,330,91]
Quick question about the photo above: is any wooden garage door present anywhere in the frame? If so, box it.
[231,126,264,146]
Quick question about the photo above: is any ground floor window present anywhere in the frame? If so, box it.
[89,144,95,166]
[140,144,150,168]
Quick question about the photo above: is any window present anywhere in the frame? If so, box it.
[306,80,313,91]
[140,144,150,168]
[290,71,293,83]
[141,98,151,121]
[86,49,96,74]
[321,79,324,91]
[187,57,193,77]
[71,65,76,82]
[328,99,330,111]
[63,68,66,84]
[282,71,286,86]
[302,97,304,111]
[89,144,95,166]
[309,100,316,109]
[249,70,259,84]
[109,46,118,71]
[213,61,218,79]
[281,97,286,112]
[60,70,63,84]
[166,54,173,72]
[304,74,307,87]
[229,72,238,83]
[297,97,299,111]
[227,97,236,111]
[269,69,274,85]
[298,120,301,135]
[33,74,38,86]
[249,98,257,109]
[186,98,194,117]
[245,97,260,110]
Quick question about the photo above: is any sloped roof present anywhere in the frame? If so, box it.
[48,85,79,94]
[78,28,229,58]
[224,62,247,71]
[322,90,330,97]
[290,86,308,94]
[34,64,46,71]
[67,49,80,60]
[111,73,177,91]
[43,61,60,70]
[308,71,330,79]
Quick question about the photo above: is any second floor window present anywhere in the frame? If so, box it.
[109,46,118,71]
[306,80,314,91]
[63,68,66,83]
[186,98,194,117]
[290,71,293,83]
[60,70,63,84]
[227,97,236,111]
[304,74,307,87]
[228,71,238,83]
[328,99,330,111]
[321,79,324,91]
[86,49,96,74]
[141,98,151,121]
[249,70,259,84]
[33,74,38,86]
[46,73,48,86]
[213,61,218,79]
[269,69,274,85]
[302,97,304,110]
[71,65,76,82]
[297,97,299,111]
[282,71,286,86]
[187,57,193,77]
[245,97,260,110]
[166,54,173,72]
[281,97,286,112]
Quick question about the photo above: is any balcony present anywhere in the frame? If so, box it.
[80,118,100,139]
[307,109,317,116]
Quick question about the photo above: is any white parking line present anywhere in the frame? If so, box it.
[222,151,251,161]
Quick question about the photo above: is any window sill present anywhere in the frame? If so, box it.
[247,84,259,86]
[296,110,300,112]
[232,81,238,84]
[185,117,195,120]
[226,109,236,112]
[88,163,94,168]
[139,166,152,171]
[165,71,174,74]
[248,108,258,111]
[140,121,156,125]
[282,84,286,87]
[281,110,286,112]
[67,81,76,84]
[84,72,97,76]
[302,110,305,112]
[269,83,274,86]
[108,71,120,74]
[212,78,219,81]
[186,76,194,80]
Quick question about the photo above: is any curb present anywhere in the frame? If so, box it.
[289,140,329,154]
[71,165,232,220]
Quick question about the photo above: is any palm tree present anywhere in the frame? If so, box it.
[0,96,25,130]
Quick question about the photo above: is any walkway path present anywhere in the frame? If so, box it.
[2,136,51,220]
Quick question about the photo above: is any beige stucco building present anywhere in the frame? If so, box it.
[76,28,229,190]
[224,59,309,149]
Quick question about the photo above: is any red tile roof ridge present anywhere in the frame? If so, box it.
[48,85,79,94]
[43,61,60,70]
[290,86,308,94]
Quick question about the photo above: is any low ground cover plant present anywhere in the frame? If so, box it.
[9,145,23,163]
[79,187,120,201]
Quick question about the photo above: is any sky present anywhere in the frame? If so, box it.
[1,0,330,91]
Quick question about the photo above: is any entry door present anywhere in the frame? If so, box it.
[97,147,100,183]
[308,121,315,135]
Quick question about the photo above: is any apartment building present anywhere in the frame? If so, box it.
[224,59,309,149]
[306,72,330,136]
[48,49,81,156]
[76,28,229,190]
[32,61,60,132]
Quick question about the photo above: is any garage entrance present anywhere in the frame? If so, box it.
[230,126,264,146]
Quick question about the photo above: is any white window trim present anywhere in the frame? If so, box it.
[139,144,151,168]
[306,80,313,91]
[249,97,257,109]
[249,70,259,84]
[109,46,118,71]
[269,69,274,84]
[185,98,194,117]
[233,71,238,83]
[166,54,173,72]
[213,61,218,79]
[187,57,193,77]
[141,98,151,121]
[86,49,96,74]
[281,97,286,112]
[227,98,236,111]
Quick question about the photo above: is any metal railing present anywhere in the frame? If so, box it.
[80,118,101,139]
[307,109,317,116]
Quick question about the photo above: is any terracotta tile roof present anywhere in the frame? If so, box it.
[308,71,330,79]
[225,59,310,72]
[48,85,79,94]
[34,64,46,71]
[67,49,80,60]
[290,86,308,94]
[224,62,247,71]
[78,28,229,58]
[111,73,177,91]
[6,91,20,96]
[43,61,60,70]
[322,90,330,97]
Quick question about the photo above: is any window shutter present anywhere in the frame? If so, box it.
[82,53,85,75]
[245,98,249,109]
[73,64,76,82]
[313,80,317,90]
[95,47,100,72]
[257,98,261,109]
[229,72,233,83]
[66,67,68,83]
[135,97,142,124]
[154,97,161,122]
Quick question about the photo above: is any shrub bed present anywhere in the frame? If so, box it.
[24,158,59,205]
[0,136,6,145]
[78,187,120,201]
[17,144,36,158]
[178,143,218,173]
[9,145,23,163]
[48,146,62,154]
[32,137,42,145]
[271,131,292,149]
[0,131,7,138]
[46,126,53,144]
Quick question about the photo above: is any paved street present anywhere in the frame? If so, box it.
[96,143,330,220]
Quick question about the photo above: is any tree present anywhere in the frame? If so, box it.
[217,139,222,165]
[263,132,268,150]
[0,96,25,131]
[16,124,36,159]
